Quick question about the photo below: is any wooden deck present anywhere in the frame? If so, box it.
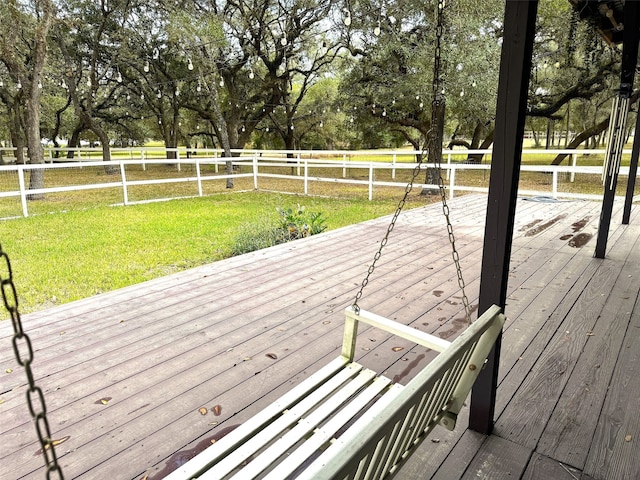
[1,193,640,480]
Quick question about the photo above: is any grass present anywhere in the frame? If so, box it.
[0,191,433,314]
[1,144,633,315]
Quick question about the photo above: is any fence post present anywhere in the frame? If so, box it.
[214,150,219,173]
[196,158,203,196]
[446,152,452,180]
[297,152,301,176]
[343,153,347,178]
[18,165,28,217]
[552,169,558,199]
[368,163,374,201]
[571,153,577,182]
[253,154,259,190]
[176,149,181,172]
[304,158,309,195]
[120,161,129,205]
[449,166,456,199]
[392,153,397,179]
[141,150,146,171]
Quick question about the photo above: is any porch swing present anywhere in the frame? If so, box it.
[2,1,504,479]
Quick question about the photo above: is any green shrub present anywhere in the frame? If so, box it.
[230,216,286,255]
[276,204,327,240]
[231,204,327,255]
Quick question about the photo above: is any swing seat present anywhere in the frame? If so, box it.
[165,304,504,480]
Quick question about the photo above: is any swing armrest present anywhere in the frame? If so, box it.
[341,307,452,361]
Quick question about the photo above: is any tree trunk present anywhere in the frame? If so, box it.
[67,126,82,159]
[552,116,610,165]
[465,121,485,163]
[202,74,233,188]
[423,98,445,193]
[25,87,46,199]
[91,124,117,174]
[51,96,71,158]
[163,128,179,161]
[24,0,55,200]
[564,103,571,147]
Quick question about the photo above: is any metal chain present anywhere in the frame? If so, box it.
[431,0,472,325]
[353,0,472,325]
[352,161,424,313]
[1,245,64,480]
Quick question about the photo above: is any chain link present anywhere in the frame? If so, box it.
[1,247,65,479]
[353,0,472,325]
[432,0,472,325]
[352,161,424,313]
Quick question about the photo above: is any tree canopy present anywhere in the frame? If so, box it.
[0,0,633,165]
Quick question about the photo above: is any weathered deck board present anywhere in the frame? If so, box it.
[583,290,640,480]
[536,227,640,469]
[494,256,624,448]
[521,453,584,480]
[1,193,640,480]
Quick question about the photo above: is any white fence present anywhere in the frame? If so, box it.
[0,148,636,218]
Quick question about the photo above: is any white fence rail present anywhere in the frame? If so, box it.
[0,148,636,218]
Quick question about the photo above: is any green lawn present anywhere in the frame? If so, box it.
[2,145,631,315]
[0,191,430,314]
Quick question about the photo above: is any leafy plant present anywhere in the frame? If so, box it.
[231,204,327,255]
[276,204,327,240]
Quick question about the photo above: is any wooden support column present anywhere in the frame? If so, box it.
[469,0,538,435]
[622,113,640,225]
[595,1,640,255]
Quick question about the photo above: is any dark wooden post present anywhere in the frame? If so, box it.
[595,1,640,255]
[623,114,640,225]
[469,0,538,435]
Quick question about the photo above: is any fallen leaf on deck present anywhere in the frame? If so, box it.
[95,397,112,405]
[140,475,148,480]
[625,435,632,442]
[52,436,70,447]
[266,353,278,360]
[586,332,594,336]
[243,357,252,361]
[322,321,331,325]
[212,405,222,416]
[211,439,216,444]
[44,436,70,450]
[5,369,12,373]
[392,347,404,352]
[199,407,208,415]
[431,438,440,443]
[369,338,376,342]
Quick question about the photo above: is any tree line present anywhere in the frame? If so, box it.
[0,0,631,190]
